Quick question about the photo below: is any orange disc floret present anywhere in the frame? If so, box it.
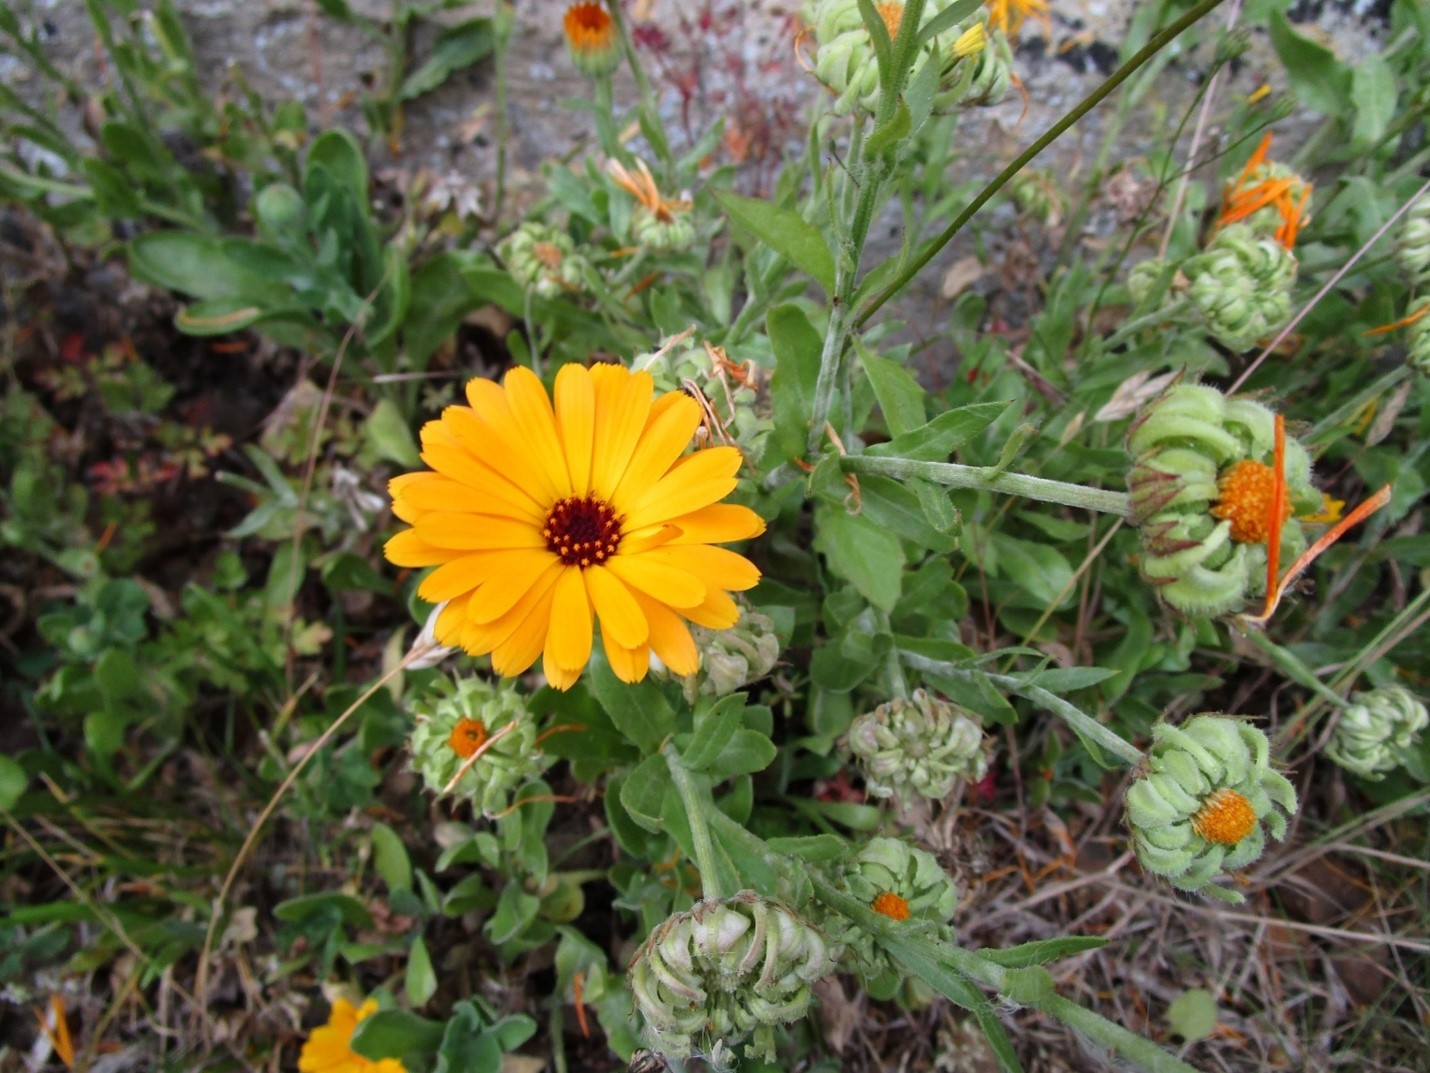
[871,891,911,921]
[448,717,488,759]
[1191,787,1257,846]
[1211,459,1291,545]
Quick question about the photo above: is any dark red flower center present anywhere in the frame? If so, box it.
[543,495,623,567]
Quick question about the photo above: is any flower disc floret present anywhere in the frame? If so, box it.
[628,892,838,1064]
[385,364,766,689]
[1126,714,1297,903]
[1326,686,1428,780]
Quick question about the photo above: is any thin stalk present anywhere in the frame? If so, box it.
[899,653,1146,767]
[602,0,668,170]
[492,2,513,221]
[664,743,725,899]
[1238,629,1349,712]
[843,455,1130,516]
[858,0,1231,326]
[593,75,622,161]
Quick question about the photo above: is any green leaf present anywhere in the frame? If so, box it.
[814,502,905,611]
[916,0,982,44]
[174,298,266,335]
[405,253,481,365]
[766,834,847,861]
[305,129,369,202]
[867,401,1011,461]
[767,303,824,461]
[713,189,836,294]
[1268,9,1352,118]
[705,729,777,780]
[857,475,958,553]
[1166,988,1218,1042]
[619,754,673,832]
[274,892,373,928]
[911,476,960,537]
[129,232,291,304]
[487,881,541,943]
[682,694,746,771]
[1018,667,1116,693]
[858,344,926,437]
[584,649,676,753]
[0,754,26,810]
[435,1002,504,1073]
[364,398,421,468]
[370,822,413,893]
[351,1009,445,1068]
[401,18,497,100]
[406,934,437,1007]
[1350,53,1396,147]
[978,936,1107,968]
[866,100,912,158]
[985,534,1074,608]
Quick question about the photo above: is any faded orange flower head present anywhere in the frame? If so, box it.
[385,364,765,690]
[563,2,620,77]
[299,998,405,1073]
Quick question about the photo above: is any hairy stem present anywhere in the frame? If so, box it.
[664,743,725,899]
[843,455,1131,516]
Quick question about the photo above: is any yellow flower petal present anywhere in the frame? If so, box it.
[545,567,594,675]
[644,544,760,592]
[464,551,563,625]
[682,587,741,629]
[489,578,559,676]
[664,503,766,545]
[603,637,651,683]
[607,552,707,608]
[503,367,575,498]
[623,446,743,530]
[610,391,702,509]
[384,528,453,567]
[590,365,654,497]
[632,590,699,676]
[554,363,596,494]
[584,564,649,649]
[414,513,547,551]
[462,379,568,504]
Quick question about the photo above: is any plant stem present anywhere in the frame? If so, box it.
[664,743,725,900]
[843,455,1130,516]
[899,654,1146,767]
[492,2,513,221]
[1238,629,1348,711]
[857,0,1231,326]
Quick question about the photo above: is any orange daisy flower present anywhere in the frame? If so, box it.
[385,364,765,690]
[1217,132,1312,251]
[563,2,621,77]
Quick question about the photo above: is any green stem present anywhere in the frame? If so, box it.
[593,75,622,161]
[663,743,725,899]
[899,654,1146,767]
[1238,629,1349,712]
[843,455,1130,516]
[857,0,1230,326]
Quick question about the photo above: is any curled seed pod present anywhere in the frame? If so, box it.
[846,689,989,803]
[1183,224,1297,351]
[1126,714,1297,903]
[630,335,774,463]
[407,676,550,817]
[819,837,958,1000]
[1395,193,1430,287]
[627,891,838,1065]
[1124,382,1322,618]
[497,222,589,299]
[1327,686,1428,780]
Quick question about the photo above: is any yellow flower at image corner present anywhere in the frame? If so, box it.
[385,364,766,690]
[299,999,405,1073]
[985,0,1051,39]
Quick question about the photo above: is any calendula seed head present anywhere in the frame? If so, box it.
[1327,685,1428,780]
[1184,224,1298,351]
[498,222,589,298]
[1126,714,1297,903]
[847,689,989,802]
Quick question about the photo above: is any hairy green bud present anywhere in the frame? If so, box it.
[628,891,838,1066]
[847,689,989,802]
[1395,193,1430,287]
[407,676,551,817]
[1183,224,1297,351]
[1327,686,1428,780]
[1126,714,1297,903]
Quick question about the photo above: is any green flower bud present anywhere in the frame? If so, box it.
[1408,302,1430,378]
[633,204,696,253]
[631,333,774,463]
[652,595,780,702]
[628,891,838,1065]
[1125,383,1322,618]
[1395,193,1430,288]
[407,676,551,817]
[562,2,621,79]
[1126,714,1297,903]
[819,836,958,1000]
[1126,258,1172,308]
[1327,686,1428,780]
[936,25,1012,109]
[255,182,305,237]
[497,222,589,299]
[847,689,989,803]
[1183,224,1297,351]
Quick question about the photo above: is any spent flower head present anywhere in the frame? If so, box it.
[1326,685,1428,780]
[1126,714,1297,903]
[847,689,989,803]
[498,222,590,299]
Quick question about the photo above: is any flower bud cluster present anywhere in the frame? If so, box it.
[497,222,589,299]
[1125,383,1322,617]
[1182,224,1297,351]
[801,0,997,116]
[821,837,958,999]
[1126,714,1297,903]
[847,689,989,802]
[407,675,551,817]
[631,334,774,463]
[628,891,838,1065]
[1326,685,1428,780]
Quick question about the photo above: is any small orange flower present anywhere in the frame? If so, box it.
[985,0,1052,40]
[871,891,911,921]
[1211,459,1290,544]
[447,717,488,758]
[563,3,620,78]
[1191,788,1257,846]
[606,158,691,225]
[1216,133,1312,250]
